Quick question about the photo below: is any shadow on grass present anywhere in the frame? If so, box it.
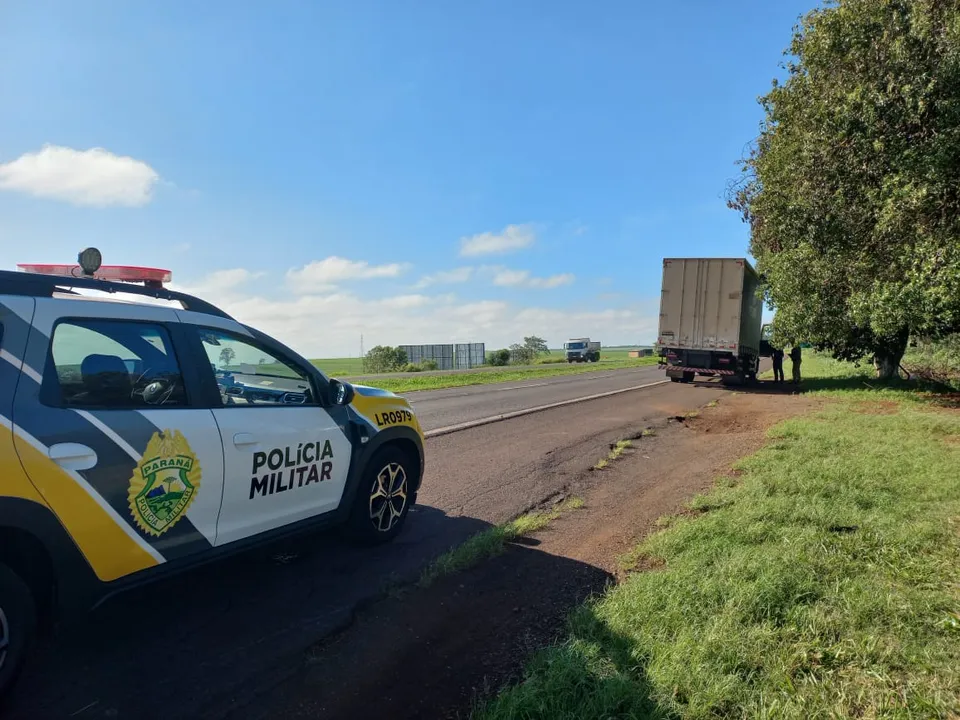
[690,375,959,407]
[472,564,677,720]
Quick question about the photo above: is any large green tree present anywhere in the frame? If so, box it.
[730,0,960,379]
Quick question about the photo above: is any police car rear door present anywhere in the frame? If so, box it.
[11,297,227,578]
[181,320,353,546]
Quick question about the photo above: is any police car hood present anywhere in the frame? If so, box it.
[351,384,398,398]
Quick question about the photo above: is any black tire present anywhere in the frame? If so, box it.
[0,564,36,703]
[346,445,415,545]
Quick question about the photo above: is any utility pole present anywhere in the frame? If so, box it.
[360,334,364,359]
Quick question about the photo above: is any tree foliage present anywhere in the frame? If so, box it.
[729,0,960,378]
[509,336,551,365]
[363,345,408,373]
[219,347,236,367]
[488,349,512,366]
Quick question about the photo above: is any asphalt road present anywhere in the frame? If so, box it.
[405,364,667,430]
[6,367,729,720]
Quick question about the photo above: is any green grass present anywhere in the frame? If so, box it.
[308,357,367,376]
[306,349,657,384]
[419,498,585,589]
[347,357,659,393]
[476,356,960,719]
[595,439,634,470]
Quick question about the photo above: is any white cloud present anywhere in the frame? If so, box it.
[414,266,474,288]
[286,256,409,294]
[460,224,535,257]
[0,144,160,207]
[171,268,656,358]
[190,268,263,294]
[492,268,575,289]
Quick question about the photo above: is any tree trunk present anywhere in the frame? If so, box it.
[873,328,909,381]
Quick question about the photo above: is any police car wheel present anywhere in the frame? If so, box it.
[0,564,36,702]
[348,447,413,544]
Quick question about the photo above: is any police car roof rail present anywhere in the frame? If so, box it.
[0,269,233,319]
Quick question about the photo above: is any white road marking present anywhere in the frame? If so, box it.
[408,367,658,401]
[424,379,672,438]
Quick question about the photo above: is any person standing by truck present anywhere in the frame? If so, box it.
[789,345,802,384]
[772,347,785,383]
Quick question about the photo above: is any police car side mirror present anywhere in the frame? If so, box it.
[330,379,355,406]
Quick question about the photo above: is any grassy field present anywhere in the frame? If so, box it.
[345,356,659,393]
[309,356,366,376]
[306,348,654,378]
[476,353,960,719]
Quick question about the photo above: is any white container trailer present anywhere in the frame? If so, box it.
[657,258,766,384]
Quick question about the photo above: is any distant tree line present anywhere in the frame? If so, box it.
[362,346,437,374]
[363,336,552,373]
[489,336,550,366]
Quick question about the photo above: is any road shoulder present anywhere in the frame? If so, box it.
[227,389,816,720]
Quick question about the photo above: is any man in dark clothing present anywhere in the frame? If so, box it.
[772,347,785,382]
[789,345,802,384]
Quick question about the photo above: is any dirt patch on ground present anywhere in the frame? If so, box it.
[943,435,960,447]
[853,400,900,415]
[926,392,960,411]
[224,392,816,720]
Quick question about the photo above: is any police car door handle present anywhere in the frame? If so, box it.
[48,443,98,471]
[233,433,258,448]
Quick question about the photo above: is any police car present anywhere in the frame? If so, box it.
[0,250,425,698]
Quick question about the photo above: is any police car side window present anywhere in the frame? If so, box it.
[49,320,187,409]
[197,329,318,407]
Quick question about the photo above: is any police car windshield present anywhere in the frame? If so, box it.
[199,331,306,382]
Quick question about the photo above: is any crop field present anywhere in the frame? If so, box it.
[307,348,655,378]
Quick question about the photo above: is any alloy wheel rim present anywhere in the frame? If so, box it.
[369,463,408,532]
[0,605,9,672]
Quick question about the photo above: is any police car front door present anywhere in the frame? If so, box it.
[193,327,352,546]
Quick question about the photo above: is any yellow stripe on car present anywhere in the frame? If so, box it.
[350,392,424,438]
[0,425,48,505]
[13,435,160,582]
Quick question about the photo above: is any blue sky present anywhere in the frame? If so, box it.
[0,0,814,357]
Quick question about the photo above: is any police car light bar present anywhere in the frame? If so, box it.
[17,263,173,286]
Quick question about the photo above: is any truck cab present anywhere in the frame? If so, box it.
[563,338,600,363]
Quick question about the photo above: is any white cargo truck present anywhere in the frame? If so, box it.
[657,258,769,384]
[564,338,601,363]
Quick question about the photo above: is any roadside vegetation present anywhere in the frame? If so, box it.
[352,356,659,393]
[904,334,960,389]
[593,439,634,471]
[729,0,960,379]
[476,352,960,719]
[309,346,655,379]
[306,348,659,394]
[419,498,584,589]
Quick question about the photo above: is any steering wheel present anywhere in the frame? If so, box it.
[131,368,177,405]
